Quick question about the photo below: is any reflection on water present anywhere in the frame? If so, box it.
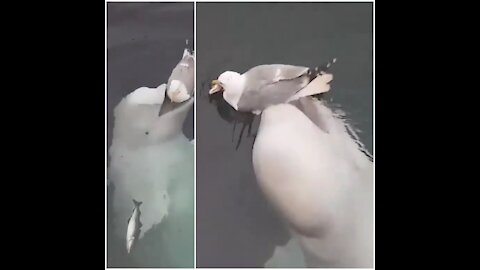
[208,91,257,150]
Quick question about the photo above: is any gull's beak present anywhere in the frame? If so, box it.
[209,80,223,95]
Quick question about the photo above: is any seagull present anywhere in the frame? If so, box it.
[166,40,195,103]
[209,59,335,114]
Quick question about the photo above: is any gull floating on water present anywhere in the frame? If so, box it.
[209,60,335,114]
[167,40,195,103]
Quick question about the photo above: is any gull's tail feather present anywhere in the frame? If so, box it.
[288,73,333,102]
[288,58,336,102]
[307,58,337,81]
[183,39,194,57]
[132,199,142,207]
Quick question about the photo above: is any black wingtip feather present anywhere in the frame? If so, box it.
[308,58,337,82]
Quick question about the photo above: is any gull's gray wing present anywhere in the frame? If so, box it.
[238,65,310,112]
[244,64,309,83]
[167,54,194,95]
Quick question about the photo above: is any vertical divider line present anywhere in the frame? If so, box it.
[193,0,197,268]
[372,1,376,268]
[104,1,108,268]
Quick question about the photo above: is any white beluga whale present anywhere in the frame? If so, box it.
[109,55,194,265]
[126,199,143,254]
[253,99,373,267]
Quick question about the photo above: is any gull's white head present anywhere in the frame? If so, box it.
[208,71,242,94]
[209,71,244,110]
[218,71,242,87]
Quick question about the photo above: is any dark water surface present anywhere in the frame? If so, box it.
[196,2,373,267]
